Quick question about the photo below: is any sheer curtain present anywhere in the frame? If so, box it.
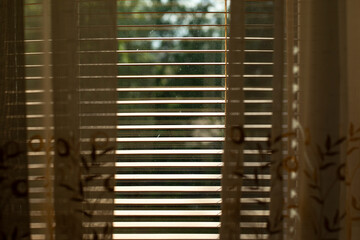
[51,0,117,239]
[1,0,360,240]
[298,0,360,239]
[0,0,30,238]
[1,0,117,239]
[221,0,360,240]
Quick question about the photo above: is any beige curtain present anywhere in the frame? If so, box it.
[0,0,30,238]
[0,0,117,239]
[220,0,245,238]
[2,0,360,239]
[221,0,360,239]
[221,0,286,239]
[51,0,117,239]
[298,0,360,239]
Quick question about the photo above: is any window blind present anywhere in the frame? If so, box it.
[114,0,227,239]
[23,0,280,239]
[114,0,276,240]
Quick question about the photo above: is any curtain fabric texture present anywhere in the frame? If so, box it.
[220,0,245,238]
[51,0,117,239]
[221,0,360,240]
[1,0,117,239]
[0,0,30,238]
[298,0,360,239]
[1,0,360,239]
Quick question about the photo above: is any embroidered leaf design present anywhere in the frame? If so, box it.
[266,219,282,234]
[59,183,76,192]
[20,232,31,238]
[337,163,346,181]
[4,141,22,159]
[85,174,101,183]
[55,138,70,157]
[340,211,347,220]
[266,133,272,148]
[99,146,115,156]
[274,135,282,143]
[75,209,93,218]
[230,126,245,144]
[233,169,244,178]
[81,155,89,172]
[104,175,114,192]
[310,195,324,205]
[324,216,341,232]
[320,162,336,170]
[103,223,111,235]
[346,147,358,155]
[334,136,346,146]
[274,131,296,143]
